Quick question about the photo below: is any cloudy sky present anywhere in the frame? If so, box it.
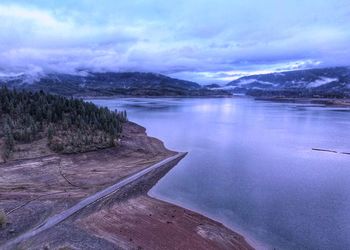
[0,0,350,83]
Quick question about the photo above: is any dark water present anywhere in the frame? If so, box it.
[90,97,350,250]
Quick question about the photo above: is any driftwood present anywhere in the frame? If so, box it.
[312,148,338,153]
[312,148,350,155]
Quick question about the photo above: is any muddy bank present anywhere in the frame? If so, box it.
[1,122,253,250]
[0,122,174,245]
[79,196,253,250]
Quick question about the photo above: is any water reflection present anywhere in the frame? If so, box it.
[90,97,350,250]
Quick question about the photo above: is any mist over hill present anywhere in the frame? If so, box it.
[0,71,229,97]
[222,67,350,98]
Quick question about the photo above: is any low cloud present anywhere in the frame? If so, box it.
[0,1,350,83]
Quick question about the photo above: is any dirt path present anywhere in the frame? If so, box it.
[1,152,186,250]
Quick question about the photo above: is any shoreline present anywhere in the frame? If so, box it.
[0,121,253,249]
[254,96,350,107]
[82,94,233,100]
[148,190,266,250]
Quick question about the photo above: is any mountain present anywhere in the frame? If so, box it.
[0,71,230,97]
[224,67,350,98]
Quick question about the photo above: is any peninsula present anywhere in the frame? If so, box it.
[0,88,252,249]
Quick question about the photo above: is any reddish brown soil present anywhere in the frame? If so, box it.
[78,196,253,250]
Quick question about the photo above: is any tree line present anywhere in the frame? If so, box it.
[0,87,127,159]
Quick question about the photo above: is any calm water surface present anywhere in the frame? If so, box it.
[90,97,350,250]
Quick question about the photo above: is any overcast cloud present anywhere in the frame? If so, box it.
[0,0,350,83]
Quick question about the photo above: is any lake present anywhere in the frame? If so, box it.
[90,97,350,249]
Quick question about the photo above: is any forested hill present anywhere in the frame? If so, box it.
[0,72,229,97]
[0,87,127,160]
[224,67,350,98]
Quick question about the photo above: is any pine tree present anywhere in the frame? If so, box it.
[47,124,54,142]
[3,121,14,159]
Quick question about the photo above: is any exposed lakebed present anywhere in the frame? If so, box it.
[90,97,350,250]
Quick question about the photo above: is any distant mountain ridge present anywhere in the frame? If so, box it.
[0,71,229,97]
[224,67,350,98]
